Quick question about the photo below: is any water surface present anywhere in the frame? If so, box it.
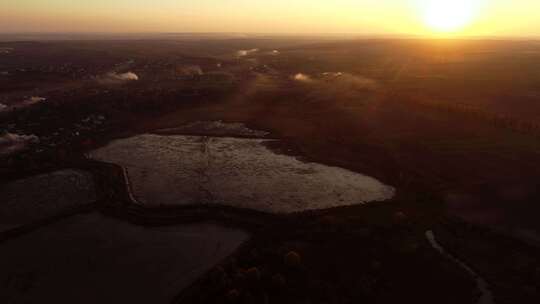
[91,134,394,213]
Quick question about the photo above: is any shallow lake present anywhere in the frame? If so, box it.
[91,134,395,213]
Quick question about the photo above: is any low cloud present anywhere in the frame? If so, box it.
[322,72,343,77]
[1,96,46,112]
[177,65,203,77]
[237,49,259,57]
[292,72,379,104]
[261,50,280,56]
[26,96,46,104]
[98,71,139,84]
[110,72,139,81]
[294,72,377,90]
[321,72,378,91]
[19,96,46,108]
[293,73,313,83]
[0,133,39,157]
[0,47,13,55]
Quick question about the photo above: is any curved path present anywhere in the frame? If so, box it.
[426,230,494,304]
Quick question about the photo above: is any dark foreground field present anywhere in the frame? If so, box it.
[1,37,540,303]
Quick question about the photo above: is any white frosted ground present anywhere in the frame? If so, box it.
[90,134,395,213]
[157,120,269,137]
[0,169,96,232]
[0,213,248,304]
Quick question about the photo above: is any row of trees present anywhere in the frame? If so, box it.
[414,97,540,136]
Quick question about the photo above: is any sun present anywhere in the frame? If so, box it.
[422,0,479,33]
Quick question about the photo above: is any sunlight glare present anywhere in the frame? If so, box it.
[422,0,480,33]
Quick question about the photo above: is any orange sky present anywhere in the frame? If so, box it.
[2,1,540,37]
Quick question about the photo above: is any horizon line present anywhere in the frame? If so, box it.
[1,31,540,41]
